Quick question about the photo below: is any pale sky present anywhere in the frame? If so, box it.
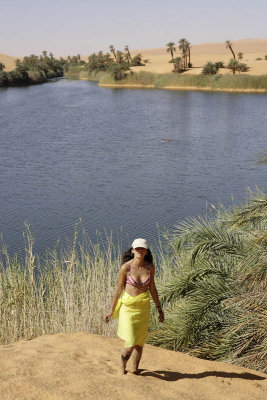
[1,0,267,57]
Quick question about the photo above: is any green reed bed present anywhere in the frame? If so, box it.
[65,67,267,91]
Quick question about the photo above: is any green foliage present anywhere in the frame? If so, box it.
[0,51,68,87]
[147,189,267,373]
[256,57,263,61]
[166,42,176,60]
[202,61,219,75]
[215,61,224,69]
[131,53,145,67]
[0,62,5,71]
[0,71,9,86]
[265,55,267,60]
[172,57,184,73]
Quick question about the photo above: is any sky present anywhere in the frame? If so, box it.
[1,0,267,57]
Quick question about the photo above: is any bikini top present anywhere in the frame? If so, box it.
[125,266,151,287]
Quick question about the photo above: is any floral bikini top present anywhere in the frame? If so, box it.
[125,266,151,287]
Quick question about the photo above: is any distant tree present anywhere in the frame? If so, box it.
[172,57,183,73]
[215,61,225,69]
[225,40,236,59]
[110,63,129,80]
[109,45,117,62]
[185,40,192,67]
[236,62,249,74]
[42,50,48,58]
[131,53,145,66]
[237,52,243,60]
[178,38,188,68]
[227,58,239,75]
[0,62,6,71]
[201,61,219,75]
[166,42,176,60]
[124,45,132,63]
[116,51,124,64]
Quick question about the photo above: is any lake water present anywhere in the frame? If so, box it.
[0,79,266,255]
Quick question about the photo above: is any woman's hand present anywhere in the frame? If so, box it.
[158,309,164,323]
[104,312,113,324]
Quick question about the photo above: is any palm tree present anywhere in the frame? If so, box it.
[116,51,124,64]
[0,62,6,71]
[185,40,191,67]
[178,38,188,68]
[147,189,267,373]
[227,58,239,75]
[166,42,176,60]
[124,45,132,62]
[225,40,236,59]
[109,45,117,62]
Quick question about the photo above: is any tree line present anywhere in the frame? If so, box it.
[0,51,83,87]
[83,45,148,80]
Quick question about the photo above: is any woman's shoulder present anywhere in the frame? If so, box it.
[120,262,131,273]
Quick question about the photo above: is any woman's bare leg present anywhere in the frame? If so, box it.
[132,345,143,374]
[121,346,134,374]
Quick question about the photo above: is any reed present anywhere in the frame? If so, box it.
[66,68,267,92]
[0,227,171,345]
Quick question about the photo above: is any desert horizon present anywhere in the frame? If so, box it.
[1,38,267,75]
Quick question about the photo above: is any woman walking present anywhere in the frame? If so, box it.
[105,238,164,374]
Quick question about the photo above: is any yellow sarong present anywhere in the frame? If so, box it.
[113,291,150,348]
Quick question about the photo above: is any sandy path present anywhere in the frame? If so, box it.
[0,333,266,400]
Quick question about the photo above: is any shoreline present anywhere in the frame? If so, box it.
[80,79,267,93]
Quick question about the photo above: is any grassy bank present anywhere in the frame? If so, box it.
[65,67,267,92]
[0,189,266,373]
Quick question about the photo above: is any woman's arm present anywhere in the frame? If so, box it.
[104,263,127,323]
[149,265,164,323]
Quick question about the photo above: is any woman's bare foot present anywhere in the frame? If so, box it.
[132,369,140,375]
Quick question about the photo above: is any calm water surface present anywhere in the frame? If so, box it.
[0,79,266,255]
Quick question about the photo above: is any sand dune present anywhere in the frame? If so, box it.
[131,39,267,75]
[0,53,19,71]
[0,333,266,400]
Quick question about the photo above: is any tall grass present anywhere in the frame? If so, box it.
[0,228,121,344]
[65,67,267,91]
[0,226,170,345]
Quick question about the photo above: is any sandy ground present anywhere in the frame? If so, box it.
[0,332,266,400]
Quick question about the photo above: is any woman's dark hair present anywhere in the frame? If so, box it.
[121,247,153,265]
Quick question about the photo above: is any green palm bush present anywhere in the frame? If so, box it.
[148,189,267,373]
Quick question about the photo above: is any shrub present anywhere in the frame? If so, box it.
[202,61,218,75]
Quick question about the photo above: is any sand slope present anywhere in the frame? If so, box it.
[0,54,19,71]
[131,39,267,75]
[0,333,266,400]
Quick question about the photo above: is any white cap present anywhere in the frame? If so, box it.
[131,238,149,249]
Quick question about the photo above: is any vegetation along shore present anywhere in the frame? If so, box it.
[1,180,266,374]
[2,39,267,91]
[64,40,267,93]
